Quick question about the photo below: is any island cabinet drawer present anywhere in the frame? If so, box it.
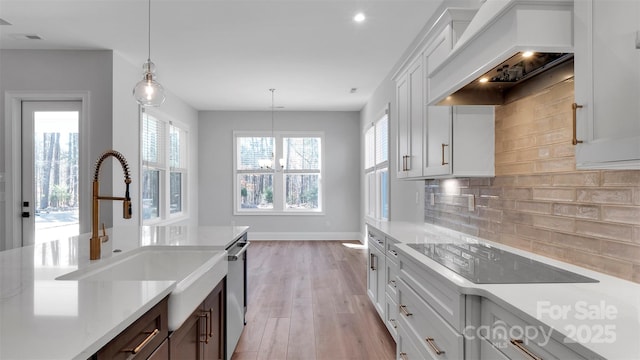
[386,254,399,298]
[397,318,427,360]
[397,278,464,360]
[480,299,591,360]
[385,292,399,341]
[398,251,465,331]
[96,296,169,360]
[367,227,386,252]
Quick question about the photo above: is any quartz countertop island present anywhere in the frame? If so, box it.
[0,225,249,360]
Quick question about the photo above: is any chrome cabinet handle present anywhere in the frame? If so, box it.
[389,318,397,329]
[370,253,376,271]
[123,328,160,354]
[572,103,584,145]
[510,339,542,360]
[441,143,449,165]
[388,279,396,287]
[388,249,398,257]
[426,337,445,355]
[399,304,412,317]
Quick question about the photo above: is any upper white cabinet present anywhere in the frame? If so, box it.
[396,56,425,179]
[394,7,493,180]
[574,0,640,169]
[424,106,495,178]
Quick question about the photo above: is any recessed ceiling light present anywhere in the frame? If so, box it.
[479,77,489,83]
[353,13,365,23]
[0,18,12,26]
[9,34,43,40]
[350,88,358,93]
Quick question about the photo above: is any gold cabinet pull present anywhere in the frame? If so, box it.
[426,337,445,355]
[510,339,542,360]
[209,308,214,338]
[441,144,449,165]
[123,328,159,354]
[399,352,409,360]
[199,311,211,344]
[572,103,584,145]
[399,304,412,317]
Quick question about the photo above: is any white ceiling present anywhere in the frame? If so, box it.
[0,0,442,111]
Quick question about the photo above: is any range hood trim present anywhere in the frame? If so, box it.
[427,0,574,106]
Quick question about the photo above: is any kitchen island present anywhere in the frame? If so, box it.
[0,225,248,360]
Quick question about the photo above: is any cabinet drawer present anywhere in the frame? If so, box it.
[367,227,385,252]
[480,299,589,360]
[397,319,428,360]
[479,337,509,360]
[96,296,169,360]
[398,251,465,331]
[385,292,399,342]
[397,278,463,360]
[386,254,399,298]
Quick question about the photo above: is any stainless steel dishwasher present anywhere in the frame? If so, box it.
[225,234,249,360]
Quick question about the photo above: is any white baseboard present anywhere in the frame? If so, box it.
[248,232,362,241]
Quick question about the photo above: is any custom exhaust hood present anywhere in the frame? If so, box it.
[427,0,574,106]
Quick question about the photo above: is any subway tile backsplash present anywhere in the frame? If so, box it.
[424,80,640,283]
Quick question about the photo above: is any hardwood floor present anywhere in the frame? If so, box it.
[232,241,396,360]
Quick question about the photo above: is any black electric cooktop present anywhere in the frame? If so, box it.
[407,243,599,284]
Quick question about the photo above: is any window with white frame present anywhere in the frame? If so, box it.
[234,131,322,214]
[365,108,389,220]
[142,110,188,222]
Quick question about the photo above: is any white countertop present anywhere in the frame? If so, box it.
[367,220,640,360]
[0,225,249,360]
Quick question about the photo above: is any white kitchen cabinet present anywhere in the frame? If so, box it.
[423,106,494,178]
[480,299,589,360]
[396,57,424,179]
[367,228,386,318]
[574,0,640,169]
[394,7,493,180]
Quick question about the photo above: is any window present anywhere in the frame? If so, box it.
[142,110,188,222]
[234,131,322,214]
[365,108,389,220]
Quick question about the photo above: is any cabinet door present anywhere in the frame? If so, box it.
[202,281,225,360]
[575,0,640,169]
[396,72,410,178]
[451,106,494,177]
[367,247,378,308]
[169,309,201,360]
[423,106,452,177]
[407,57,424,178]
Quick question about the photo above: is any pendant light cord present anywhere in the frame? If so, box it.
[147,0,152,61]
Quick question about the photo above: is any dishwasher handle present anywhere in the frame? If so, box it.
[228,241,250,261]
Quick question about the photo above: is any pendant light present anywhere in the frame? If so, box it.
[133,0,166,107]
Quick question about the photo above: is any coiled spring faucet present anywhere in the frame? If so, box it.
[90,150,132,260]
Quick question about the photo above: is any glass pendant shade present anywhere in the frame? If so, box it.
[134,60,166,107]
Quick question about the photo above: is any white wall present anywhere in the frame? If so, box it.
[1,50,113,250]
[198,111,361,239]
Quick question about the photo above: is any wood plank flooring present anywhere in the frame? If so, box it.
[232,241,396,360]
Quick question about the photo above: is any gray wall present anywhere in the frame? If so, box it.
[198,111,361,239]
[1,50,113,250]
[0,49,199,250]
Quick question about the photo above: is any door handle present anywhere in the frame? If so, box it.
[21,212,30,218]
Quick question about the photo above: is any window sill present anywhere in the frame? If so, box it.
[234,210,324,216]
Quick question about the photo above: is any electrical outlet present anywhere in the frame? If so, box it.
[468,195,475,211]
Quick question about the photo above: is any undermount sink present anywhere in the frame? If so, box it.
[57,247,228,330]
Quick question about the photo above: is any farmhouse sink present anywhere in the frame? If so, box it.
[57,246,228,330]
